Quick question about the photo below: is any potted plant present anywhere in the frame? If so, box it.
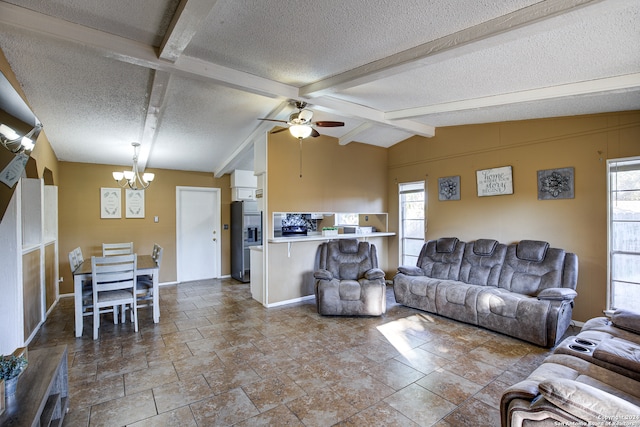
[0,355,27,398]
[322,227,339,237]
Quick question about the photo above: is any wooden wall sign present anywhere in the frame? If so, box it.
[476,166,513,197]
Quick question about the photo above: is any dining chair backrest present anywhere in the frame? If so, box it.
[103,242,134,257]
[91,254,138,339]
[68,250,79,272]
[74,247,84,264]
[152,243,160,259]
[92,254,137,292]
[154,246,163,268]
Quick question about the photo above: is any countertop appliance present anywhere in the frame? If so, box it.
[231,201,262,283]
[281,225,308,237]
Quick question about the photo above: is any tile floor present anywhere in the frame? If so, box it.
[30,279,579,426]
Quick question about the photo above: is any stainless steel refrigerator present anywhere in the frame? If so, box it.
[231,200,262,282]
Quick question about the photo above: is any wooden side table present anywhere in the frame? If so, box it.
[0,345,68,426]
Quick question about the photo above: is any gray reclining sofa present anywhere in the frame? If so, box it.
[501,309,640,426]
[393,237,579,347]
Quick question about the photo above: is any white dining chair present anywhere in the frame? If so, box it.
[102,242,134,257]
[69,247,99,318]
[135,245,162,317]
[91,254,138,340]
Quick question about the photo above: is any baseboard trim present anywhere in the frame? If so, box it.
[265,294,315,308]
[572,319,585,328]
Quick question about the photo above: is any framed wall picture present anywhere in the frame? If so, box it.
[125,189,145,218]
[100,188,121,218]
[538,167,574,200]
[476,166,513,197]
[438,176,461,201]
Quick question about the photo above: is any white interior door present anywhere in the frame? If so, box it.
[176,187,220,282]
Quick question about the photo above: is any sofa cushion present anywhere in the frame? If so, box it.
[339,280,361,301]
[516,240,549,262]
[339,263,361,280]
[473,238,498,255]
[324,240,375,280]
[498,243,565,296]
[538,378,640,424]
[436,237,458,253]
[611,308,640,334]
[416,238,465,280]
[593,338,640,374]
[339,239,359,254]
[459,240,506,287]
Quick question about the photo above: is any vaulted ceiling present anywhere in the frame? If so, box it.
[0,0,638,177]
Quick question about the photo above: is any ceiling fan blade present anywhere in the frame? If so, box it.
[258,118,289,124]
[310,128,320,137]
[270,127,289,134]
[313,121,344,127]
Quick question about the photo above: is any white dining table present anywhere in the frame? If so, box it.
[73,254,160,337]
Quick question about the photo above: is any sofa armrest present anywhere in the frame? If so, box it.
[537,288,577,301]
[538,378,640,424]
[365,268,385,280]
[397,266,424,276]
[314,269,333,280]
[500,381,541,427]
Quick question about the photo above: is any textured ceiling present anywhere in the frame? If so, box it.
[0,0,638,176]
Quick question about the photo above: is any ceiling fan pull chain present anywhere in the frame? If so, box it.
[299,138,303,178]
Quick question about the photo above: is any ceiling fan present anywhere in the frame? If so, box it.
[258,101,345,178]
[258,101,344,139]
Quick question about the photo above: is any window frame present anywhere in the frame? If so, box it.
[607,156,640,312]
[398,180,426,266]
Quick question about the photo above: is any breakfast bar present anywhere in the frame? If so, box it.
[254,211,395,307]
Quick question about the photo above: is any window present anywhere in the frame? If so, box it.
[399,181,425,266]
[608,157,640,311]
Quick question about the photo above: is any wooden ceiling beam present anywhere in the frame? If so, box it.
[299,0,602,98]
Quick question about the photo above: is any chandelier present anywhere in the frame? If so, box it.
[112,142,154,190]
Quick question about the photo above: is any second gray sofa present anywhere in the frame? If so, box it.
[393,238,579,347]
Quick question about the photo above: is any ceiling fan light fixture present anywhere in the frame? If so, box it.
[289,124,312,139]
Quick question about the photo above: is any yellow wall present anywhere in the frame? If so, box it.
[387,111,640,322]
[268,131,388,213]
[265,131,391,304]
[58,162,231,293]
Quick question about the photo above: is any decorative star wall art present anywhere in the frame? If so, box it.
[537,167,574,200]
[438,176,461,201]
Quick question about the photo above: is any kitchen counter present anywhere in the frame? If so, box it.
[269,232,395,243]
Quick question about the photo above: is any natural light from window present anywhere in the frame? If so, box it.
[399,181,425,266]
[608,157,640,311]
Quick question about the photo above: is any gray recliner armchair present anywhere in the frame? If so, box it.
[314,239,386,316]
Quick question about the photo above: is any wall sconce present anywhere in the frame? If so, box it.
[112,142,154,190]
[0,123,41,154]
